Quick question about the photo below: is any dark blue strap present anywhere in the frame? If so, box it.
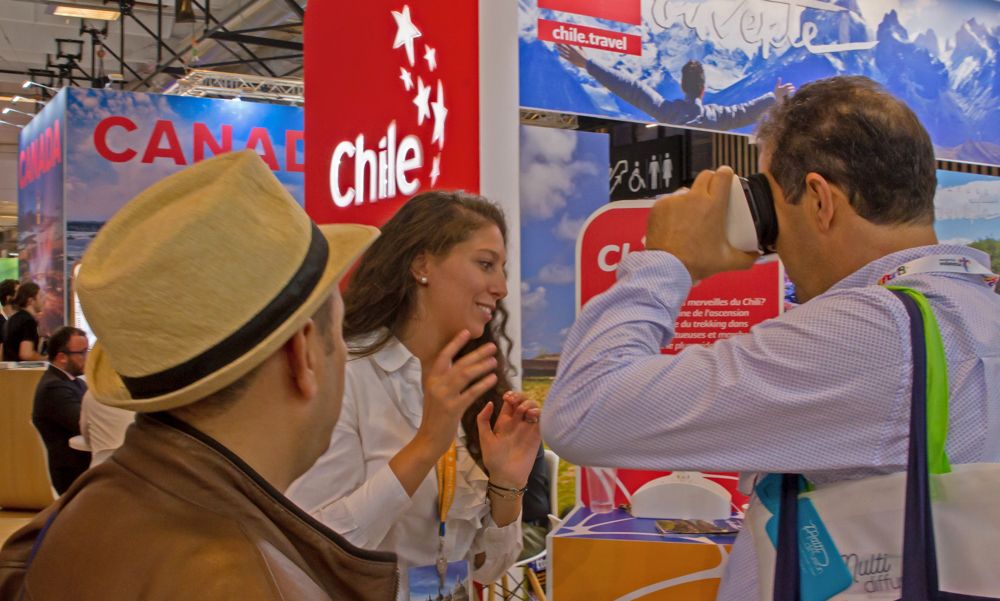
[16,507,60,601]
[774,473,801,601]
[891,291,997,601]
[892,289,939,600]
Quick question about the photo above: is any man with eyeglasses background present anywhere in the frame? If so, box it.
[32,326,92,494]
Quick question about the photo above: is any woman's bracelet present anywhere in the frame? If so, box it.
[487,481,528,500]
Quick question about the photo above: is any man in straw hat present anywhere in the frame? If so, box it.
[0,150,399,600]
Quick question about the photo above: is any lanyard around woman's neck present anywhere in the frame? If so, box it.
[435,440,457,586]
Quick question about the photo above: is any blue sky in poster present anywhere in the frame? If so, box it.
[934,170,1000,246]
[407,562,469,599]
[520,126,609,360]
[519,0,1000,165]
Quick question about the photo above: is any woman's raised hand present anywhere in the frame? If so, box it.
[416,330,499,460]
[477,392,543,489]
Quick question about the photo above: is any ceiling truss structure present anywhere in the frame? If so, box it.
[162,68,302,103]
[519,109,579,130]
[0,0,304,94]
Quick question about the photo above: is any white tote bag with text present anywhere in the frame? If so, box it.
[748,287,1000,601]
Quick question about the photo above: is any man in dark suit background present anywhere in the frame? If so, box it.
[32,326,91,494]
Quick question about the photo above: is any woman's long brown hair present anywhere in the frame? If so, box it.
[342,190,515,469]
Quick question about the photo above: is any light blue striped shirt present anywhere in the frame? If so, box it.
[542,244,1000,600]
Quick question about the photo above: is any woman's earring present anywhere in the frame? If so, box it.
[420,277,427,284]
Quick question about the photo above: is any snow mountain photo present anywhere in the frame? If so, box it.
[520,0,1000,165]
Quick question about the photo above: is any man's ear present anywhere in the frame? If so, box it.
[804,173,837,233]
[410,250,429,283]
[285,319,318,400]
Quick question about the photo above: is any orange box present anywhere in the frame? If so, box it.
[548,507,737,600]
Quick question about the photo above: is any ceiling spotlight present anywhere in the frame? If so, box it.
[12,96,46,106]
[22,81,59,92]
[2,108,33,117]
[0,120,24,129]
[53,5,121,20]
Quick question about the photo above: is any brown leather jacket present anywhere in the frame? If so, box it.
[0,413,399,600]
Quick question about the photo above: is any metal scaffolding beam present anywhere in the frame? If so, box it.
[197,53,302,69]
[162,69,303,103]
[280,0,304,19]
[209,32,303,51]
[519,109,579,129]
[225,23,304,35]
[131,0,266,91]
[190,0,276,77]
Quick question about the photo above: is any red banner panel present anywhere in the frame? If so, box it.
[538,0,641,26]
[304,1,480,227]
[577,200,781,348]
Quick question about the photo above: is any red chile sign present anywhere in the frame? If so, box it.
[304,2,480,227]
[576,200,782,342]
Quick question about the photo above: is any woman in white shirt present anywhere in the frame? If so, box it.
[288,191,542,599]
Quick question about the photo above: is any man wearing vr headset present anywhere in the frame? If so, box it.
[542,76,1000,599]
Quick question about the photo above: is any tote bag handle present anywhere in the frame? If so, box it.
[773,288,997,601]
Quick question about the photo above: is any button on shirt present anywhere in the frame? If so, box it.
[287,336,522,600]
[541,245,1000,601]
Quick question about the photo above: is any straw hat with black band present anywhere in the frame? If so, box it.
[78,149,379,413]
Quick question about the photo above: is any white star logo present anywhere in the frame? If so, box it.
[424,45,437,72]
[399,67,413,91]
[430,80,447,150]
[430,154,441,187]
[413,77,431,126]
[392,6,421,67]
